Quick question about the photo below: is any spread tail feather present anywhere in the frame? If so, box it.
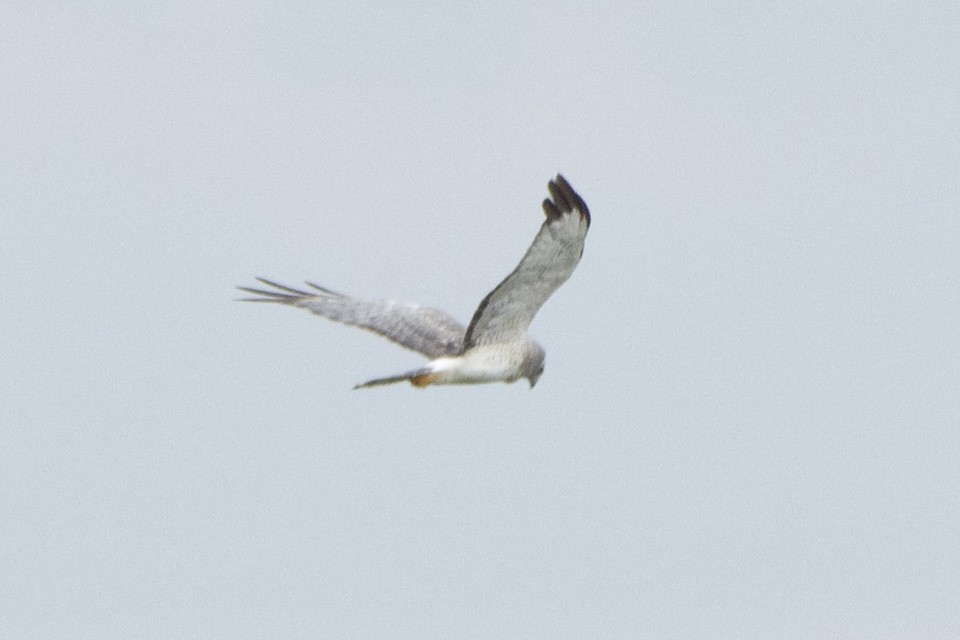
[353,368,438,390]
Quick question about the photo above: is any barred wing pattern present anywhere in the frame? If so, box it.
[238,279,465,358]
[238,174,590,389]
[462,175,591,350]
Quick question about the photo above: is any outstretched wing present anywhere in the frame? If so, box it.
[238,278,465,358]
[462,175,590,350]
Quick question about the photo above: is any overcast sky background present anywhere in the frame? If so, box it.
[2,3,959,638]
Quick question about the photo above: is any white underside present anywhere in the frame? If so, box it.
[426,345,526,385]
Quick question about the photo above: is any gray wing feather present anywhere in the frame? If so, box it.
[463,174,590,350]
[238,278,464,358]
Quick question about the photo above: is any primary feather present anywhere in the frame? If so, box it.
[237,278,464,358]
[239,174,590,389]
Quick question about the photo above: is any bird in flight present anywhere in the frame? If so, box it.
[239,175,590,389]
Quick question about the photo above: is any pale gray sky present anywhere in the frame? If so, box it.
[2,3,959,638]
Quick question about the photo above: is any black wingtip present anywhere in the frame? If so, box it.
[254,278,312,296]
[236,278,313,303]
[544,174,590,227]
[305,281,341,296]
[235,286,293,302]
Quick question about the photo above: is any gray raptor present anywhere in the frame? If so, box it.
[239,175,590,389]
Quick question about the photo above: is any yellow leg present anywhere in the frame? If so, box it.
[410,372,439,387]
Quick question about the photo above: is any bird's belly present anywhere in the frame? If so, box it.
[428,348,523,385]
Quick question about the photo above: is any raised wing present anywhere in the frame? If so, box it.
[462,175,590,350]
[238,278,465,358]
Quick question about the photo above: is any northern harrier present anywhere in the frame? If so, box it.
[239,175,590,389]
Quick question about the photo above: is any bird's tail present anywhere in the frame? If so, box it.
[353,367,440,390]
